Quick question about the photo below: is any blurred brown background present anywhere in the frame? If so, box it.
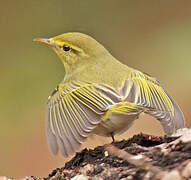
[0,0,190,178]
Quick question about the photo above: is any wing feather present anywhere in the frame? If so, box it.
[46,83,121,157]
[83,86,109,107]
[60,99,84,143]
[69,96,93,131]
[58,100,82,156]
[128,71,185,135]
[54,104,72,156]
[50,106,76,156]
[66,95,90,135]
[46,108,58,155]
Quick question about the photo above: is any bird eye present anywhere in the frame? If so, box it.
[62,44,71,51]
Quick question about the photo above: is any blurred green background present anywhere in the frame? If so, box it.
[0,0,190,178]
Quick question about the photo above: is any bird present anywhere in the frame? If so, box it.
[34,32,185,157]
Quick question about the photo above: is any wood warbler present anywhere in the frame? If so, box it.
[34,32,185,157]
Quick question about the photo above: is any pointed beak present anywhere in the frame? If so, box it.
[33,38,52,46]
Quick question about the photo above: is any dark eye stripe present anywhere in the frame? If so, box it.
[63,44,70,51]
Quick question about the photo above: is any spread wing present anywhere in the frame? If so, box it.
[46,83,122,157]
[123,71,185,135]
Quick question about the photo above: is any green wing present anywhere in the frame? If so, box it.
[124,71,185,135]
[46,82,122,157]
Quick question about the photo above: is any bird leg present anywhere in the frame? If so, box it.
[111,132,115,142]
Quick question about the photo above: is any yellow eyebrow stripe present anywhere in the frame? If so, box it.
[53,39,83,53]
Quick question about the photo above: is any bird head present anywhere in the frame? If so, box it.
[34,32,109,73]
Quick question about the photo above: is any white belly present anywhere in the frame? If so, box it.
[93,113,139,137]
